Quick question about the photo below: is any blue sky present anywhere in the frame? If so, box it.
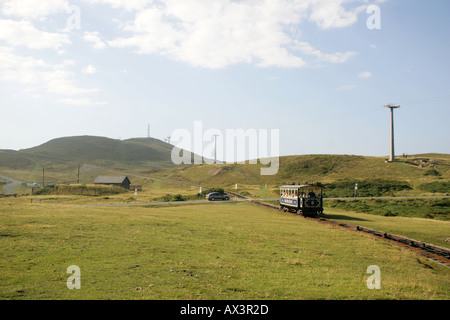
[0,0,449,160]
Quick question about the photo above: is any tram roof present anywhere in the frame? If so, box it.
[279,184,321,189]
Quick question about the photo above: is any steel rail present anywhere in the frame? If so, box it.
[226,191,450,267]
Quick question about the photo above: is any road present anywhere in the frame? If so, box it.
[0,175,33,194]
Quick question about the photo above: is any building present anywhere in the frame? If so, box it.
[93,176,131,189]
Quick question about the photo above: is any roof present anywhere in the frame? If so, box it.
[94,175,130,184]
[280,184,321,189]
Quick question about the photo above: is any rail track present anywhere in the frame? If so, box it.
[227,191,450,267]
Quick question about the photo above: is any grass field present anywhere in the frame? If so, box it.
[0,197,448,300]
[325,198,450,221]
[322,208,450,248]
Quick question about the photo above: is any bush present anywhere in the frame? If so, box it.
[162,193,186,202]
[419,182,449,193]
[33,184,127,196]
[323,180,412,198]
[324,198,449,220]
[424,168,441,176]
[200,187,225,196]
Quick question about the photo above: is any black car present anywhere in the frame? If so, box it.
[206,192,230,201]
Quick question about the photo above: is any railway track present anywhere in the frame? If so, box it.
[226,191,450,267]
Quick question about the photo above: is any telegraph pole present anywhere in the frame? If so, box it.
[384,104,400,162]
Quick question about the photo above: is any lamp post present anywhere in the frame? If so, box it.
[384,104,400,162]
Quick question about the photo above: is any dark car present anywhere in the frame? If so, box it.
[206,192,230,201]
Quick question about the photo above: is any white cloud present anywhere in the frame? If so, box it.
[1,0,70,20]
[0,19,71,50]
[82,0,153,11]
[337,84,357,90]
[308,0,366,29]
[358,71,372,78]
[82,64,97,74]
[58,98,108,106]
[294,41,357,64]
[0,46,49,84]
[106,0,366,69]
[0,46,99,98]
[83,31,107,50]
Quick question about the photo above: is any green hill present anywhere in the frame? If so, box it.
[0,150,35,170]
[146,154,450,197]
[0,136,182,184]
[0,135,448,196]
[19,136,174,167]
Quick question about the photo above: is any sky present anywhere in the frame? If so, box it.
[0,0,449,161]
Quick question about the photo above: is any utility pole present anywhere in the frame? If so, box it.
[147,124,150,138]
[42,167,45,187]
[213,134,219,164]
[384,104,400,162]
[77,163,80,184]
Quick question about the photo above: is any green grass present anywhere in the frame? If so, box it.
[322,208,450,248]
[148,154,450,197]
[322,180,413,197]
[2,146,449,200]
[33,184,128,196]
[419,181,450,193]
[325,198,450,221]
[0,198,448,300]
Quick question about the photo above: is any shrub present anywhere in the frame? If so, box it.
[424,169,441,176]
[323,180,412,198]
[201,187,225,196]
[33,184,127,196]
[162,193,186,202]
[419,182,449,193]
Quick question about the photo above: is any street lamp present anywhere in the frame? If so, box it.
[384,104,400,162]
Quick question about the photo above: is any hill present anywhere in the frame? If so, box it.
[145,153,450,197]
[0,135,448,196]
[19,136,174,167]
[0,136,184,184]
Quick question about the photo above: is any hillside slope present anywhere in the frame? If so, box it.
[0,136,448,196]
[0,136,182,184]
[19,136,174,167]
[146,153,450,196]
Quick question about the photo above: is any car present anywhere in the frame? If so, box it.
[206,192,230,201]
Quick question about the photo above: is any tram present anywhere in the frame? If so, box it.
[279,184,323,216]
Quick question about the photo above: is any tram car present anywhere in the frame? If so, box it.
[279,184,323,216]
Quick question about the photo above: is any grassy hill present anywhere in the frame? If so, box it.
[20,136,175,168]
[146,153,450,197]
[0,135,448,197]
[0,136,181,184]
